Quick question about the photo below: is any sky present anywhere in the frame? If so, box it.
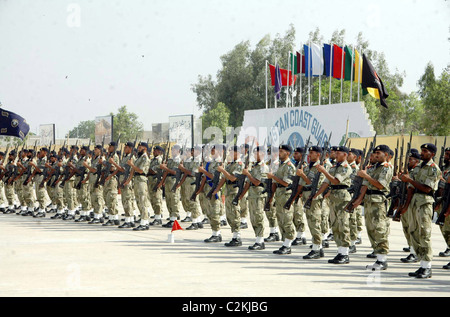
[0,0,449,139]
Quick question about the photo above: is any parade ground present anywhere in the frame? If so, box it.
[1,200,449,298]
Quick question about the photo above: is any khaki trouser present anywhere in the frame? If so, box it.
[275,188,296,241]
[90,183,104,215]
[293,197,306,233]
[364,200,389,255]
[204,182,221,232]
[239,192,248,219]
[181,177,201,220]
[408,195,433,262]
[164,176,180,219]
[147,176,163,215]
[5,183,15,206]
[15,180,25,206]
[134,178,150,220]
[303,195,323,245]
[248,196,265,238]
[329,194,351,248]
[23,181,36,208]
[120,182,134,217]
[225,184,241,233]
[76,178,91,211]
[104,177,118,215]
[35,175,48,209]
[321,197,331,234]
[64,180,76,211]
[349,205,363,242]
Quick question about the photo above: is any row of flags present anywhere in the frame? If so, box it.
[269,44,389,108]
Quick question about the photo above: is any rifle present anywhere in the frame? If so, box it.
[59,139,79,188]
[8,144,22,185]
[393,132,413,221]
[439,136,447,171]
[206,145,226,200]
[38,141,54,188]
[49,140,66,188]
[283,136,312,210]
[303,134,332,210]
[93,135,106,188]
[0,145,10,181]
[119,135,138,189]
[263,146,278,212]
[152,140,170,192]
[231,140,255,206]
[23,140,39,186]
[171,141,187,193]
[343,133,377,213]
[190,145,205,202]
[386,138,401,217]
[98,133,121,186]
[436,178,450,226]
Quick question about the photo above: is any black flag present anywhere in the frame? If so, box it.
[0,108,30,140]
[361,54,389,108]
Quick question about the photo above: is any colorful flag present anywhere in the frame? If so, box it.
[290,53,299,75]
[311,43,324,76]
[323,44,333,77]
[274,64,282,100]
[361,54,389,108]
[344,46,354,81]
[269,64,297,87]
[0,108,30,140]
[296,51,305,74]
[332,44,345,79]
[354,48,363,83]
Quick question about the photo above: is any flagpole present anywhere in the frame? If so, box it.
[299,44,303,107]
[292,50,295,107]
[319,43,321,106]
[350,45,354,102]
[340,41,345,104]
[329,42,333,105]
[357,46,361,102]
[275,57,278,109]
[265,60,268,109]
[308,41,311,106]
[286,52,290,108]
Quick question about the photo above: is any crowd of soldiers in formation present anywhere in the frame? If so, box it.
[0,137,449,280]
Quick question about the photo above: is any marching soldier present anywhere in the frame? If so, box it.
[181,146,204,230]
[199,144,224,243]
[129,142,151,230]
[72,146,92,222]
[100,142,120,226]
[49,151,66,219]
[353,149,364,245]
[85,145,105,223]
[213,145,244,247]
[298,145,328,259]
[111,141,136,228]
[147,145,164,225]
[264,146,281,243]
[400,149,421,263]
[352,145,393,271]
[30,147,49,217]
[268,144,296,255]
[438,147,450,264]
[240,146,268,250]
[21,149,37,216]
[314,146,353,264]
[292,147,307,245]
[398,143,441,278]
[321,148,333,242]
[4,150,17,213]
[239,143,250,229]
[198,145,211,225]
[63,146,78,220]
[161,145,182,228]
[347,148,362,253]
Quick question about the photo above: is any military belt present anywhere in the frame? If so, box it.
[226,180,237,185]
[414,189,435,196]
[330,185,349,190]
[365,189,386,196]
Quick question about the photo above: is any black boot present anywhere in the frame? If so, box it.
[264,233,280,242]
[224,238,242,247]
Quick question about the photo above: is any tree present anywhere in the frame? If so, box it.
[67,120,95,141]
[201,102,230,143]
[111,105,144,142]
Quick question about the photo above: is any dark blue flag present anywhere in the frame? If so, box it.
[274,64,282,100]
[0,108,30,140]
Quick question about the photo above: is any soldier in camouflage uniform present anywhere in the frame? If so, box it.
[160,145,182,228]
[147,146,164,225]
[199,144,224,243]
[314,146,353,264]
[291,147,307,246]
[352,145,393,271]
[398,143,442,278]
[4,151,18,213]
[0,151,8,212]
[62,146,78,220]
[264,147,280,243]
[111,141,136,228]
[269,144,296,255]
[181,146,204,230]
[438,147,450,267]
[298,146,329,259]
[241,146,268,250]
[347,148,363,253]
[213,145,244,247]
[129,142,151,230]
[30,147,49,217]
[100,142,120,226]
[21,149,37,216]
[84,145,105,223]
[399,149,421,263]
[71,146,92,222]
[321,148,333,242]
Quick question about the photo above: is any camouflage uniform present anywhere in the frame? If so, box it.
[103,152,120,220]
[181,153,201,223]
[89,154,105,220]
[348,161,363,245]
[34,155,48,211]
[148,154,163,218]
[439,165,450,251]
[321,158,333,237]
[133,151,151,225]
[247,160,268,243]
[223,158,244,236]
[118,152,135,219]
[362,161,393,258]
[164,154,182,221]
[74,154,91,216]
[204,156,223,235]
[407,159,441,265]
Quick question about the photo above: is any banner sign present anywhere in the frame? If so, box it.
[237,102,375,149]
[95,115,113,145]
[169,115,193,147]
[39,124,55,145]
